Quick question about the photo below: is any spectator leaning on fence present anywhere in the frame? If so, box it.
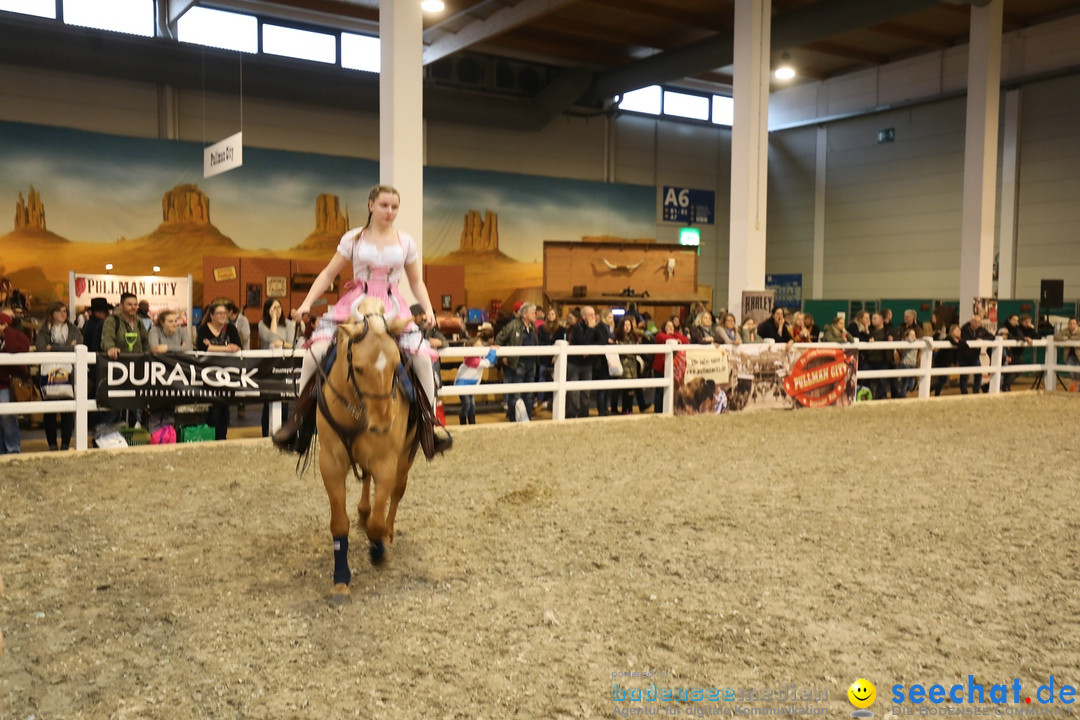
[959,314,995,395]
[823,315,852,343]
[1056,317,1080,391]
[495,302,538,422]
[931,323,962,396]
[34,300,82,451]
[567,306,604,419]
[101,292,150,360]
[147,310,192,435]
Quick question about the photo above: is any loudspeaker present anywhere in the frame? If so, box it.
[1040,279,1064,308]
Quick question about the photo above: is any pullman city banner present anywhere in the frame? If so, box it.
[95,352,301,410]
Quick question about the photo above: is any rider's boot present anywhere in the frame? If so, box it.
[272,377,317,453]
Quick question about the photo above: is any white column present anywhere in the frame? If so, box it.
[997,87,1021,300]
[380,0,425,257]
[958,0,1003,314]
[727,0,771,316]
[812,125,827,299]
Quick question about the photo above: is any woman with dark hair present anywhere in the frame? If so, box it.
[614,315,647,413]
[34,300,81,451]
[258,298,296,436]
[536,307,565,411]
[652,318,689,413]
[258,298,295,350]
[197,302,242,440]
[757,306,793,344]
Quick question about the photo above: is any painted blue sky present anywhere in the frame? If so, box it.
[1,121,656,261]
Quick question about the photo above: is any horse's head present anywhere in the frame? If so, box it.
[335,308,402,434]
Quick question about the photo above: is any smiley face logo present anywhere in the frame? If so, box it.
[848,678,876,709]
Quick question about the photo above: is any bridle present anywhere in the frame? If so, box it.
[318,312,401,432]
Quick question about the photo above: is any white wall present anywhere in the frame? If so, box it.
[1014,74,1080,301]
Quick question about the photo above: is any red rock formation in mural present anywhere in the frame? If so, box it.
[316,193,349,237]
[14,186,46,230]
[295,193,350,253]
[162,184,211,225]
[460,209,499,252]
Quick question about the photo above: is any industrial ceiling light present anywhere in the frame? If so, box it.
[421,0,445,12]
[774,52,796,81]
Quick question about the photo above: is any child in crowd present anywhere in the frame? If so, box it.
[454,336,498,425]
[897,327,920,397]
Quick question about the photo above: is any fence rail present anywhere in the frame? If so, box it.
[2,337,1078,452]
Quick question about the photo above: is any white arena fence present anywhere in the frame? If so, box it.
[1,337,1078,452]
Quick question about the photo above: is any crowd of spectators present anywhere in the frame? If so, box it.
[451,301,1080,421]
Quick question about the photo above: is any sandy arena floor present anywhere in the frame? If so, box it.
[1,393,1079,719]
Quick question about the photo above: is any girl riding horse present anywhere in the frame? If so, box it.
[272,184,452,457]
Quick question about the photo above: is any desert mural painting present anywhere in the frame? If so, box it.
[0,120,656,310]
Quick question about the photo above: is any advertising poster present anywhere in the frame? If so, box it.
[70,272,193,327]
[672,343,858,415]
[742,290,775,326]
[95,351,301,410]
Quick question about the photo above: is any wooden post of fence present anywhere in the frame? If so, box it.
[74,344,90,451]
[1044,336,1057,392]
[552,340,568,421]
[989,337,1004,394]
[918,337,934,399]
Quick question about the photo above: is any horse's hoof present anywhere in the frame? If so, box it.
[369,539,386,565]
[328,583,351,605]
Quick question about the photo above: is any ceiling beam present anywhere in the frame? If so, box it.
[801,40,887,65]
[869,21,951,48]
[579,0,944,105]
[584,0,732,34]
[422,0,579,66]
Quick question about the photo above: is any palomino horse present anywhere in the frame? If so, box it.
[314,298,418,598]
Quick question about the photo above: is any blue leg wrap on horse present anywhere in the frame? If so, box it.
[332,536,351,586]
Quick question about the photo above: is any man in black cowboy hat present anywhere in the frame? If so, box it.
[83,297,112,353]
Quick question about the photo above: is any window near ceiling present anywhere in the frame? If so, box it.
[0,0,55,19]
[63,0,153,37]
[262,24,336,64]
[712,95,734,127]
[619,85,662,115]
[663,90,710,121]
[177,6,258,53]
[341,32,380,73]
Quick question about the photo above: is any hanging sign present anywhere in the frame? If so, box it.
[204,131,243,178]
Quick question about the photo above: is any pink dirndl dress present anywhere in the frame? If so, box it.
[310,228,434,359]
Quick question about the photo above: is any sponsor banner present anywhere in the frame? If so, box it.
[71,272,193,327]
[741,290,775,326]
[673,344,857,415]
[684,347,730,385]
[784,346,858,408]
[95,352,301,410]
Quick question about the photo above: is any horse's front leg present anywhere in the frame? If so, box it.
[364,458,397,566]
[322,458,351,597]
[384,465,409,545]
[357,470,372,529]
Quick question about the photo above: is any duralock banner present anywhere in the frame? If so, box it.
[95,352,301,410]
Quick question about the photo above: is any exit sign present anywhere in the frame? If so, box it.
[878,128,895,144]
